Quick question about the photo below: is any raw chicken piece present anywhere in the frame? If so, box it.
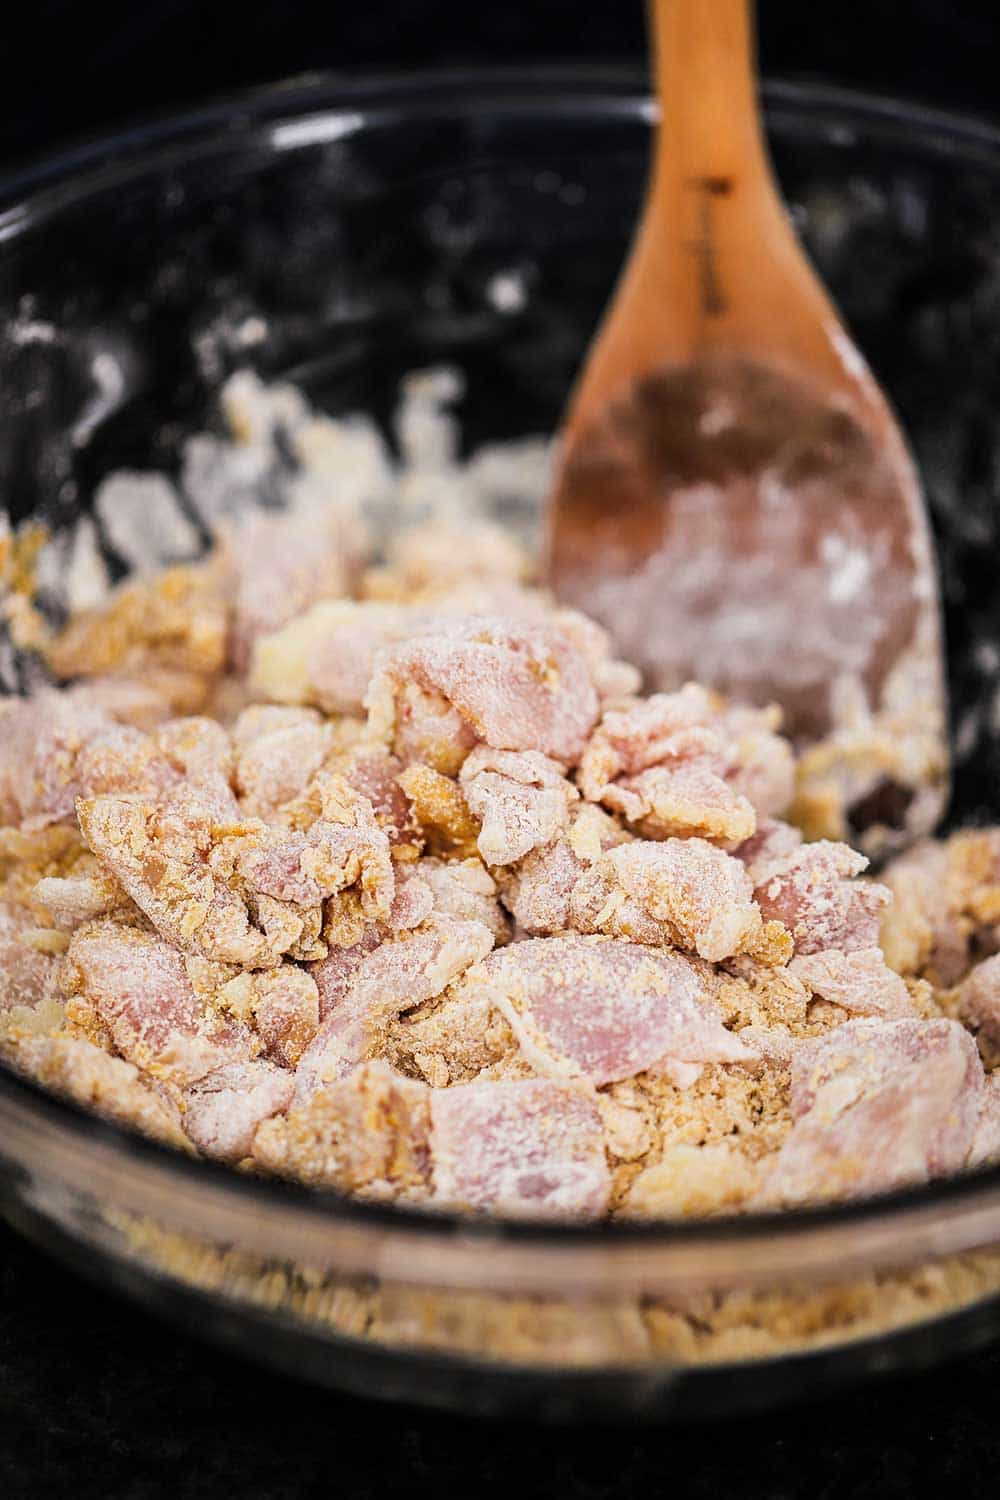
[213,964,321,1067]
[430,1078,611,1219]
[733,818,803,884]
[63,920,256,1087]
[969,1073,1000,1169]
[549,608,641,705]
[457,934,755,1086]
[381,858,509,943]
[718,703,797,820]
[0,691,112,830]
[388,866,436,931]
[78,714,230,805]
[599,762,756,847]
[765,1018,984,1205]
[368,516,530,600]
[0,696,231,833]
[273,768,395,903]
[230,818,380,910]
[231,705,333,819]
[415,858,511,945]
[296,915,495,1097]
[154,716,233,782]
[182,1060,294,1162]
[77,724,183,802]
[578,684,794,839]
[953,954,1000,1066]
[578,685,728,796]
[459,747,578,866]
[66,675,176,731]
[311,925,387,1022]
[323,855,508,972]
[225,500,363,671]
[3,1031,189,1149]
[789,948,913,1019]
[754,841,889,956]
[366,614,600,768]
[336,748,417,852]
[500,804,628,936]
[253,1059,432,1197]
[77,784,283,969]
[251,600,413,716]
[503,838,585,937]
[593,840,765,963]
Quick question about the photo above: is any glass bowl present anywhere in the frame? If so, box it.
[5,68,1000,1420]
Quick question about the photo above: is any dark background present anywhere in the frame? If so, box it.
[3,0,999,170]
[4,3,1000,1497]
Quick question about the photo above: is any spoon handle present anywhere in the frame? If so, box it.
[650,0,770,199]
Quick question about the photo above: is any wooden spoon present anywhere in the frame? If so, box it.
[546,0,948,854]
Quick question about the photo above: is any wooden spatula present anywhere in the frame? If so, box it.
[546,0,948,854]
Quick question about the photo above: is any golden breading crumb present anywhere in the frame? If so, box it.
[744,918,794,967]
[46,564,229,699]
[106,1210,1000,1370]
[631,1061,794,1170]
[387,988,518,1086]
[0,825,90,917]
[253,1060,432,1198]
[597,1081,656,1162]
[906,977,943,1020]
[3,994,67,1037]
[623,1141,761,1218]
[710,957,811,1034]
[949,830,1000,926]
[62,989,116,1051]
[397,763,480,858]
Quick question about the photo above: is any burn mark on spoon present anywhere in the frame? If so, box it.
[684,178,733,316]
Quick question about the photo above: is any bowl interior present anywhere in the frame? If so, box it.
[4,72,1000,1230]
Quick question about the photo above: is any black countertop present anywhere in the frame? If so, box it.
[2,1218,998,1499]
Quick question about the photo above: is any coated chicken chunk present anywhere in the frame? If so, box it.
[430,1078,611,1220]
[77,771,393,968]
[452,935,755,1087]
[366,615,600,769]
[63,920,257,1088]
[763,1018,984,1206]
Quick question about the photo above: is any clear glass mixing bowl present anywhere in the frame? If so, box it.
[4,69,1000,1420]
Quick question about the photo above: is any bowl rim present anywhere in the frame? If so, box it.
[4,64,1000,224]
[3,65,1000,1296]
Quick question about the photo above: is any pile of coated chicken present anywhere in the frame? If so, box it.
[1,371,999,1223]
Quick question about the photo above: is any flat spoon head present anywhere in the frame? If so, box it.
[546,1,948,855]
